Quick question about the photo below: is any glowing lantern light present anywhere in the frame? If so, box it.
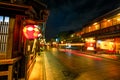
[23,25,40,39]
[27,27,33,31]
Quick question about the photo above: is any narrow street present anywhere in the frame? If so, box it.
[44,47,120,80]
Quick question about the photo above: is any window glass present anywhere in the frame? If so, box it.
[4,16,9,22]
[0,16,3,22]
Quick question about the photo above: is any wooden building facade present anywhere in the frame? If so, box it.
[0,0,49,80]
[76,7,120,54]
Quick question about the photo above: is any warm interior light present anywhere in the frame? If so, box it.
[117,13,120,16]
[117,18,120,21]
[87,47,94,50]
[93,22,97,25]
[107,19,111,22]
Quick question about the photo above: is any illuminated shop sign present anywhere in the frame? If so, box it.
[85,38,96,50]
[86,42,95,50]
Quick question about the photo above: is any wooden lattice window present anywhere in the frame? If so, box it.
[0,16,9,54]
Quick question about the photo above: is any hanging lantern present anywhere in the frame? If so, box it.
[23,25,40,39]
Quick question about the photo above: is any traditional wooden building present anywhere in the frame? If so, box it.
[80,7,120,54]
[0,0,49,80]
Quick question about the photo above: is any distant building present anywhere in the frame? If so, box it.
[77,7,120,54]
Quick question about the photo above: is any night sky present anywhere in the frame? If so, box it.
[43,0,120,41]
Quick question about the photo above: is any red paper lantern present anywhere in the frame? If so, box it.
[23,25,40,39]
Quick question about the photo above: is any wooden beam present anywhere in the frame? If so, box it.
[0,57,21,65]
[33,0,47,8]
[0,71,8,76]
[0,2,31,10]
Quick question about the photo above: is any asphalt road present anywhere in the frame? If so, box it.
[44,47,120,80]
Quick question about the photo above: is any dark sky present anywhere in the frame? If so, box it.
[43,0,120,41]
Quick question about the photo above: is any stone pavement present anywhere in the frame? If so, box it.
[28,50,120,80]
[28,53,44,80]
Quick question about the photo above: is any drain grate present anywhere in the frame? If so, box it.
[62,71,78,79]
[62,71,71,77]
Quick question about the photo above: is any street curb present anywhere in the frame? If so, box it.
[43,52,46,80]
[86,53,120,62]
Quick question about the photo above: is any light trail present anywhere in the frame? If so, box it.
[59,49,102,60]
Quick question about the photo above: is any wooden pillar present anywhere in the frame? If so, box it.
[6,18,15,59]
[8,65,13,80]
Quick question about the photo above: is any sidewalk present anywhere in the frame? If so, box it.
[28,53,44,80]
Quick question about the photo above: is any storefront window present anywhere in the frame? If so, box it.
[113,17,118,25]
[112,14,120,25]
[89,25,93,32]
[97,39,115,52]
[85,38,96,51]
[101,19,112,29]
[107,19,112,27]
[84,27,89,33]
[117,18,120,24]
[101,20,106,28]
[88,26,91,32]
[92,22,100,31]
